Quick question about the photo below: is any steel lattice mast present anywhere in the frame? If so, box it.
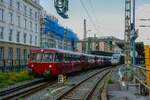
[124,0,132,66]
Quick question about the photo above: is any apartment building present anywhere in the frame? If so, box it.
[0,0,42,67]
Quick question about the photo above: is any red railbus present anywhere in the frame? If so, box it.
[28,48,112,77]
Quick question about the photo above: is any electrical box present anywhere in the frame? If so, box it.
[144,45,150,87]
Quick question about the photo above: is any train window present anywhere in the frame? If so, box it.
[72,55,76,61]
[66,54,71,62]
[64,53,70,62]
[55,53,63,62]
[30,53,42,62]
[42,53,54,62]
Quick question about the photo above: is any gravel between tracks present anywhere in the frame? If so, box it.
[25,68,107,100]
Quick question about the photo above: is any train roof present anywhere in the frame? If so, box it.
[31,48,58,53]
[30,48,112,58]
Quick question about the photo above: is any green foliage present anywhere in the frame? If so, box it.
[0,71,34,88]
[108,79,114,84]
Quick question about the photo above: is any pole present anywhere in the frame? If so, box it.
[84,19,87,39]
[132,0,136,65]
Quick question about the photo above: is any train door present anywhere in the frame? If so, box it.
[63,53,72,73]
[57,53,66,74]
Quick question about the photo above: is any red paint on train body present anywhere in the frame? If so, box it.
[28,48,112,77]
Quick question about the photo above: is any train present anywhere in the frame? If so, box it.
[27,48,122,77]
[111,53,125,65]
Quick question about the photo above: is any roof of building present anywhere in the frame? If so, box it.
[78,36,123,42]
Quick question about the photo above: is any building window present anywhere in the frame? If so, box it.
[16,48,20,60]
[8,48,13,60]
[0,27,4,39]
[30,8,32,18]
[9,0,13,6]
[17,2,20,11]
[24,19,27,29]
[30,21,32,31]
[35,36,37,45]
[0,47,4,61]
[16,31,20,43]
[17,16,20,27]
[23,49,27,60]
[30,34,32,44]
[35,12,37,20]
[9,12,13,24]
[23,33,26,43]
[35,24,37,32]
[24,5,27,16]
[9,29,12,41]
[0,8,4,21]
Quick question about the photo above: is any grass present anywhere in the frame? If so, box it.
[0,71,34,88]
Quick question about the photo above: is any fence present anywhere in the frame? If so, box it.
[0,59,28,72]
[134,65,150,95]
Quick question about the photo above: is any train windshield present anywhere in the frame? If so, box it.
[112,54,119,59]
[30,53,62,62]
[30,53,54,62]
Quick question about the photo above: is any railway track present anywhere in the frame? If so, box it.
[0,78,55,100]
[56,68,112,100]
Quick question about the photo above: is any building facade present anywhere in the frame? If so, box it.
[0,0,42,67]
[40,11,78,51]
[77,36,123,53]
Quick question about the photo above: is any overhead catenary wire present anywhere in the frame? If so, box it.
[79,0,120,48]
[88,0,101,31]
[79,0,100,34]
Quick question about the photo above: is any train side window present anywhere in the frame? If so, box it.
[64,53,67,62]
[55,53,62,62]
[68,54,72,62]
[76,55,80,61]
[72,54,75,61]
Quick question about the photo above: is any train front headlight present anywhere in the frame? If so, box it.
[31,64,34,68]
[49,65,52,68]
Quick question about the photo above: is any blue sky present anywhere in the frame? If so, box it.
[40,0,150,41]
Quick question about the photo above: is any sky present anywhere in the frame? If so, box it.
[40,0,150,44]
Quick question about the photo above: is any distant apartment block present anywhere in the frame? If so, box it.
[77,36,123,53]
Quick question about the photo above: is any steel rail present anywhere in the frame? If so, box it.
[0,78,46,97]
[56,67,112,100]
[84,71,110,100]
[0,79,55,100]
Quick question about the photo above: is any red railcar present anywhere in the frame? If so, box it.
[28,48,111,77]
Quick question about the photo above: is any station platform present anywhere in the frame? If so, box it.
[107,65,150,100]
